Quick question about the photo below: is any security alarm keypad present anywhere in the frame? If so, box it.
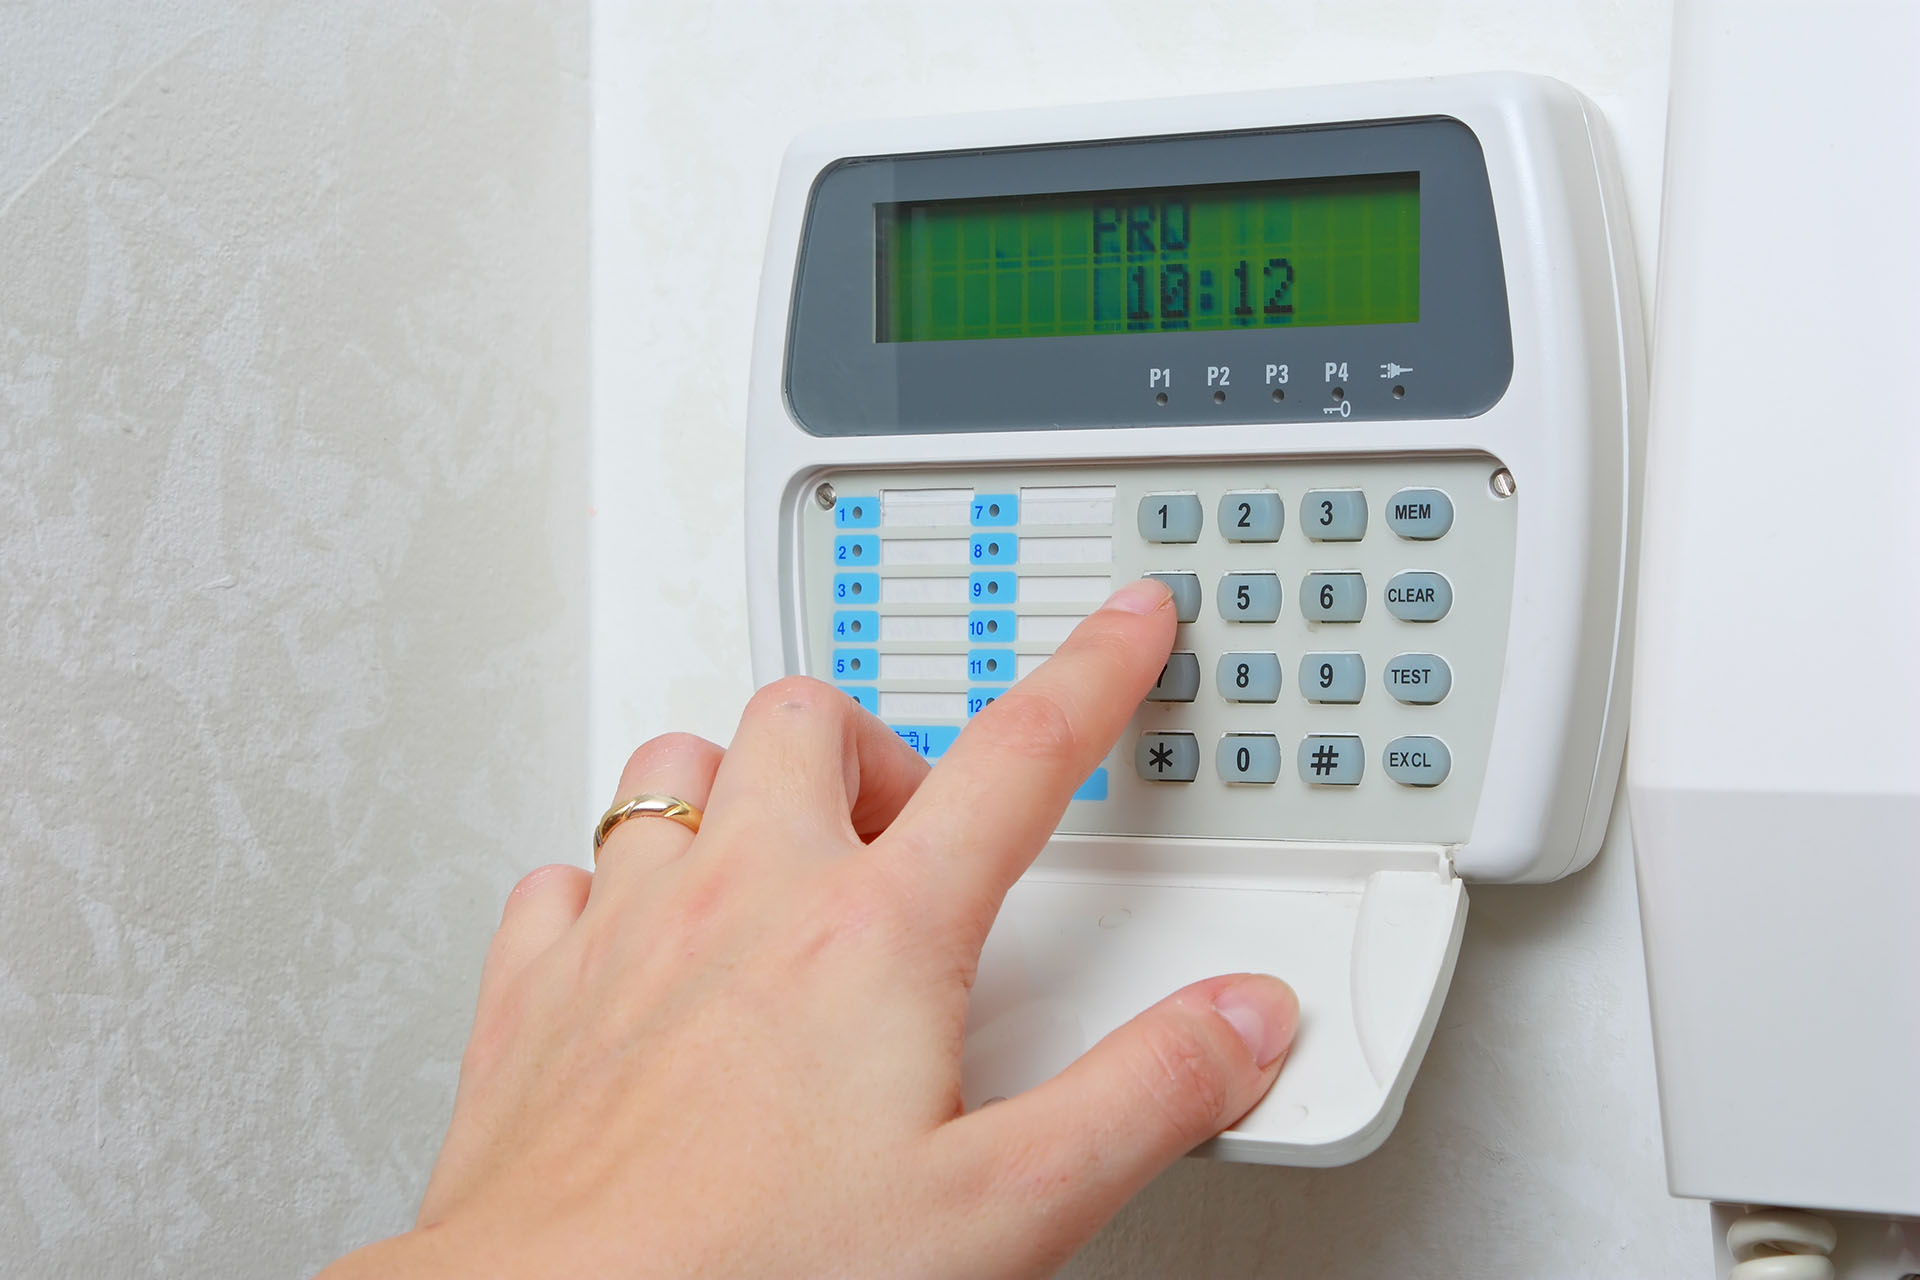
[747,77,1640,1165]
[803,457,1515,845]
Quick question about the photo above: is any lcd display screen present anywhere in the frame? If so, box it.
[876,172,1419,343]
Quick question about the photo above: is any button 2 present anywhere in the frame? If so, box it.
[1135,732,1199,782]
[1139,493,1203,543]
[1303,489,1367,541]
[1218,491,1283,542]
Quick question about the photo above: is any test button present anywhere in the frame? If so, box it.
[1383,736,1452,787]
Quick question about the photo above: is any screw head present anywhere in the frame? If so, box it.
[1490,467,1517,499]
[814,482,837,510]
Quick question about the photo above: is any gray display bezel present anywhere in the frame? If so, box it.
[785,116,1513,437]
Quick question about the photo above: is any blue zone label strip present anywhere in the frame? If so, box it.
[838,686,877,713]
[890,724,960,759]
[971,493,1018,526]
[833,496,879,529]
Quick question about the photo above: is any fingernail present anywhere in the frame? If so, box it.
[1102,577,1172,615]
[1213,977,1299,1069]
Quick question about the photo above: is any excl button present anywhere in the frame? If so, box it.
[1383,736,1452,787]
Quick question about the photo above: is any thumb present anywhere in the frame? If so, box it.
[944,974,1298,1263]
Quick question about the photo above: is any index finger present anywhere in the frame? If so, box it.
[874,578,1174,936]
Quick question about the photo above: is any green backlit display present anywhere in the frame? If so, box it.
[877,173,1419,343]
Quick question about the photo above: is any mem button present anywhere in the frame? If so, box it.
[1139,493,1203,543]
[1298,735,1364,785]
[1386,487,1455,540]
[1383,736,1452,787]
[1135,732,1200,782]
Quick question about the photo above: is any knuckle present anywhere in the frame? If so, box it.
[1132,1018,1234,1143]
[502,864,584,917]
[970,688,1079,769]
[622,731,718,782]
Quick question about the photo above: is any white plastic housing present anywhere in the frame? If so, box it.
[1629,0,1920,1217]
[746,74,1643,1164]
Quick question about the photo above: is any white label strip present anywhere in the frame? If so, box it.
[1016,614,1079,644]
[879,614,968,643]
[881,576,970,605]
[879,653,968,682]
[1019,485,1117,526]
[878,691,969,721]
[1017,536,1112,565]
[881,488,972,527]
[1015,653,1049,679]
[881,538,969,566]
[1018,575,1112,604]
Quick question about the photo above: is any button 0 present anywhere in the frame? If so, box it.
[1299,652,1364,703]
[1384,652,1451,704]
[1303,489,1367,541]
[1146,652,1201,702]
[1298,735,1364,785]
[1218,734,1282,784]
[1139,493,1203,543]
[1217,652,1282,702]
[1385,488,1454,539]
[1218,572,1282,622]
[1218,491,1283,542]
[1301,572,1366,622]
[1135,732,1199,782]
[1383,736,1451,786]
[1385,571,1452,622]
[1145,572,1202,623]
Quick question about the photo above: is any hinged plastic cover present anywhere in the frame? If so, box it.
[963,841,1466,1166]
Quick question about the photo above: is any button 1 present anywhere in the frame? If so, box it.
[1385,571,1452,622]
[1135,732,1199,782]
[1299,735,1364,785]
[1145,572,1202,623]
[1302,489,1367,541]
[1139,493,1203,543]
[1301,571,1366,622]
[1384,653,1452,704]
[1383,736,1451,787]
[1218,572,1282,622]
[1218,490,1283,542]
[1217,652,1282,702]
[1299,652,1365,703]
[1218,734,1282,784]
[1385,488,1454,540]
[1147,652,1201,702]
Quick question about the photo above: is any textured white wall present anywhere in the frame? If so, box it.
[593,1,1709,1276]
[0,2,588,1274]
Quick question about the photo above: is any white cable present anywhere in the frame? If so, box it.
[1727,1208,1839,1280]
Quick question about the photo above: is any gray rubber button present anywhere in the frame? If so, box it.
[1299,652,1365,703]
[1384,653,1451,704]
[1385,571,1452,622]
[1146,652,1201,703]
[1218,491,1283,542]
[1383,735,1451,786]
[1139,493,1202,543]
[1301,571,1366,622]
[1298,735,1364,785]
[1385,488,1454,540]
[1217,652,1282,702]
[1217,734,1282,784]
[1146,572,1202,623]
[1218,572,1282,622]
[1135,732,1199,782]
[1302,489,1367,541]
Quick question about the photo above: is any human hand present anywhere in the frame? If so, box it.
[319,578,1298,1279]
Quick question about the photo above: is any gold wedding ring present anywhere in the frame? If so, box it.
[593,793,704,859]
